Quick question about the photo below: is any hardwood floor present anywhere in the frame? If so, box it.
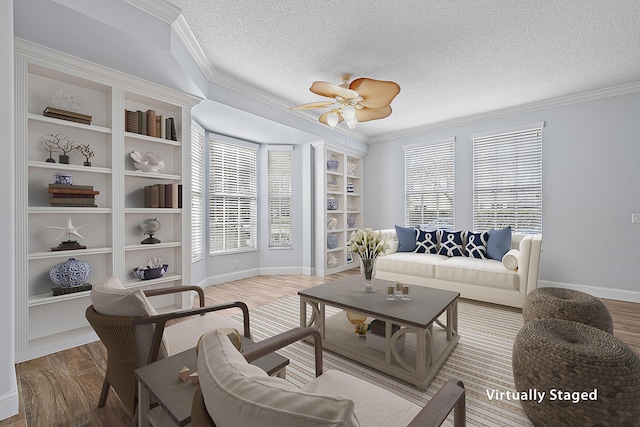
[2,274,638,426]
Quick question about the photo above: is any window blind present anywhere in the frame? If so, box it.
[191,126,204,261]
[404,138,455,229]
[209,140,258,254]
[268,149,292,247]
[473,123,543,233]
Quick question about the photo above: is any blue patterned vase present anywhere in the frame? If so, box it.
[327,158,339,171]
[347,216,356,228]
[327,234,339,249]
[327,197,339,210]
[49,258,91,288]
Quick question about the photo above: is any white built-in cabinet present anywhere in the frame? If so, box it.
[14,39,201,362]
[312,141,365,276]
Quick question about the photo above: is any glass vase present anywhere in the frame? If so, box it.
[361,257,376,293]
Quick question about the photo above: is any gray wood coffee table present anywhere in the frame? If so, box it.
[299,276,459,390]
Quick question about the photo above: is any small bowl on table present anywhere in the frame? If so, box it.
[133,264,168,280]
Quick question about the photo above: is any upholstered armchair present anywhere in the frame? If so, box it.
[85,276,250,422]
[192,327,466,427]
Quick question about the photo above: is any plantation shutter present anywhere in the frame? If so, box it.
[404,138,455,229]
[473,122,543,233]
[209,140,258,254]
[191,126,204,261]
[268,149,292,247]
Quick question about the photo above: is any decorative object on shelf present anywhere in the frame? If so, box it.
[327,234,339,249]
[327,217,337,230]
[346,311,369,336]
[43,106,92,125]
[347,182,354,193]
[347,228,389,293]
[133,257,168,280]
[347,161,357,175]
[49,257,92,288]
[130,150,165,172]
[75,144,94,166]
[46,217,89,251]
[327,157,339,171]
[327,176,339,191]
[327,253,339,268]
[51,283,92,296]
[44,139,58,163]
[346,252,354,263]
[48,183,99,207]
[347,216,356,228]
[140,218,161,244]
[54,172,73,185]
[327,197,339,210]
[49,89,80,111]
[45,133,74,164]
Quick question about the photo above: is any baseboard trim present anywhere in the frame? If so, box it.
[0,390,19,422]
[539,280,640,303]
[205,266,314,287]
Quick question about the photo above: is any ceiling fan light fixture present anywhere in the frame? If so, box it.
[327,111,340,127]
[342,105,356,121]
[345,115,358,129]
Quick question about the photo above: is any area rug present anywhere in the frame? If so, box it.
[233,296,532,427]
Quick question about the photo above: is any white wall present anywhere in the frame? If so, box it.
[364,91,640,301]
[1,0,19,419]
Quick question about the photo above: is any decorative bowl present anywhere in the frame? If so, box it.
[133,264,168,280]
[54,172,73,185]
[327,197,339,210]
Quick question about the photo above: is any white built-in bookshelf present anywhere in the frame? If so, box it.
[14,39,201,362]
[312,141,365,276]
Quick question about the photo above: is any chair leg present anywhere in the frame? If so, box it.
[98,377,110,408]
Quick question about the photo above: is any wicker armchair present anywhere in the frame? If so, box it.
[192,327,466,427]
[86,279,250,425]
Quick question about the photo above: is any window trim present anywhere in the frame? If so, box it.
[190,124,204,262]
[267,146,293,248]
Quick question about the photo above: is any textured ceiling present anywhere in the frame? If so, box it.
[166,0,640,140]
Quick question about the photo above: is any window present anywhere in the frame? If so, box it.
[404,137,455,229]
[268,148,292,247]
[209,140,258,254]
[472,122,543,233]
[191,126,204,261]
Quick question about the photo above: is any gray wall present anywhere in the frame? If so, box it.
[364,92,640,300]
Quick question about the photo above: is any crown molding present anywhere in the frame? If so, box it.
[171,14,216,80]
[368,81,640,144]
[122,0,181,24]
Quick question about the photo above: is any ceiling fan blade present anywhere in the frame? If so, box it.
[319,110,344,125]
[349,78,401,109]
[310,81,360,100]
[290,101,335,110]
[355,105,392,122]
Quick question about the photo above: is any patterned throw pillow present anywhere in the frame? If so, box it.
[465,231,489,259]
[414,229,438,253]
[438,230,465,257]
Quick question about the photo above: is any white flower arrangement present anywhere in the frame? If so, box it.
[346,228,388,260]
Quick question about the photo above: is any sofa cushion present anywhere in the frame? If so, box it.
[465,231,489,259]
[502,249,519,270]
[395,225,416,252]
[414,229,438,254]
[302,370,420,427]
[375,252,448,278]
[198,330,360,427]
[436,257,519,290]
[437,230,465,257]
[90,276,169,367]
[487,226,512,260]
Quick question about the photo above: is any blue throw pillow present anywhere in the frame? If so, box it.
[487,226,512,260]
[414,229,438,254]
[465,231,489,259]
[395,225,417,252]
[438,230,464,257]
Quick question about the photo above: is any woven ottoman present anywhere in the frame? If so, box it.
[512,319,640,426]
[523,287,614,333]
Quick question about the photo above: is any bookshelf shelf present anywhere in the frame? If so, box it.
[15,40,200,362]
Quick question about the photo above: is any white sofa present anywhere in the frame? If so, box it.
[374,229,542,308]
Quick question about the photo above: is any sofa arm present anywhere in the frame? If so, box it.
[407,378,465,427]
[516,234,542,295]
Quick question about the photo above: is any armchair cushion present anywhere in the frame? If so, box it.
[198,330,359,427]
[90,276,169,366]
[164,312,248,356]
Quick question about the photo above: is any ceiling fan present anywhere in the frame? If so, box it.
[291,74,400,129]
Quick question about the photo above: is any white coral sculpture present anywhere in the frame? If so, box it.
[130,151,165,172]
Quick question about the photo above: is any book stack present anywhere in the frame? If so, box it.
[48,184,99,207]
[125,109,177,141]
[144,183,182,208]
[43,107,92,125]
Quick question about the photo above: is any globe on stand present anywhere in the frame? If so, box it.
[140,218,161,244]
